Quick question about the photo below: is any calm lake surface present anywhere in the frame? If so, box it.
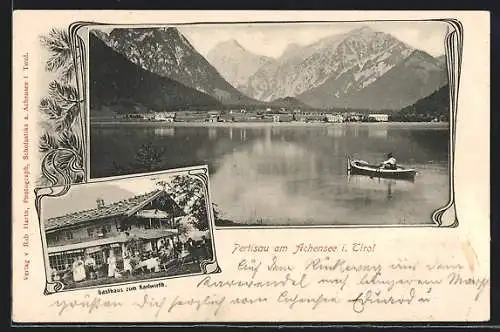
[90,122,450,226]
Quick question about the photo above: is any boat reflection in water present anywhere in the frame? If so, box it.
[153,127,175,136]
[347,173,415,201]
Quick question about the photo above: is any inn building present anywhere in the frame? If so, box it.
[44,189,185,279]
[367,113,389,122]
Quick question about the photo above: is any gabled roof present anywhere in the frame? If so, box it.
[44,189,183,232]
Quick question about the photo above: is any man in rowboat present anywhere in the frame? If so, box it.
[380,153,397,170]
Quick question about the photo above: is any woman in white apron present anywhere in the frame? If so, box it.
[122,253,132,276]
[72,256,86,282]
[107,251,117,278]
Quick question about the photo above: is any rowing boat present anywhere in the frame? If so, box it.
[347,155,417,181]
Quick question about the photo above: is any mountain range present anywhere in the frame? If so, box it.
[208,26,448,110]
[90,25,449,113]
[297,49,447,110]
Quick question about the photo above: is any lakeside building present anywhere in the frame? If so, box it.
[325,114,345,123]
[207,111,221,116]
[344,113,363,122]
[367,114,389,122]
[45,189,185,281]
[124,113,146,120]
[174,111,208,122]
[144,113,156,121]
[206,111,221,122]
[153,112,176,122]
[124,112,177,122]
[304,114,327,122]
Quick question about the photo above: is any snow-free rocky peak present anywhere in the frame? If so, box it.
[206,39,275,91]
[91,27,260,106]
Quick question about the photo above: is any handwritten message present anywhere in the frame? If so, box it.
[48,241,489,320]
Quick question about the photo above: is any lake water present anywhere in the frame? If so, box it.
[90,122,450,226]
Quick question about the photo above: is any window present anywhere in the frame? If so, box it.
[87,228,94,237]
[48,251,84,271]
[89,251,104,266]
[49,254,65,271]
[64,231,73,240]
[46,233,59,244]
[98,226,108,236]
[105,224,112,232]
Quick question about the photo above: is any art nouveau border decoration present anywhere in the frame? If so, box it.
[431,19,463,227]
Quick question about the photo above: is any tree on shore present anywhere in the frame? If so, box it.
[157,175,214,232]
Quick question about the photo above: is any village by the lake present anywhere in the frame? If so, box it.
[93,104,448,124]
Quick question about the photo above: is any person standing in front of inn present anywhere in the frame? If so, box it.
[107,250,117,278]
[122,253,132,276]
[84,253,96,280]
[50,267,60,282]
[72,256,86,282]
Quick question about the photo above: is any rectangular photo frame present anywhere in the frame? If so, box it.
[34,165,221,295]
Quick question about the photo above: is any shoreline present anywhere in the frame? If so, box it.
[90,120,450,129]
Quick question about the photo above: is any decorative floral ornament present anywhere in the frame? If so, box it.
[38,28,85,186]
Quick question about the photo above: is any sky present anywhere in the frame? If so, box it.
[41,174,177,221]
[178,21,448,58]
